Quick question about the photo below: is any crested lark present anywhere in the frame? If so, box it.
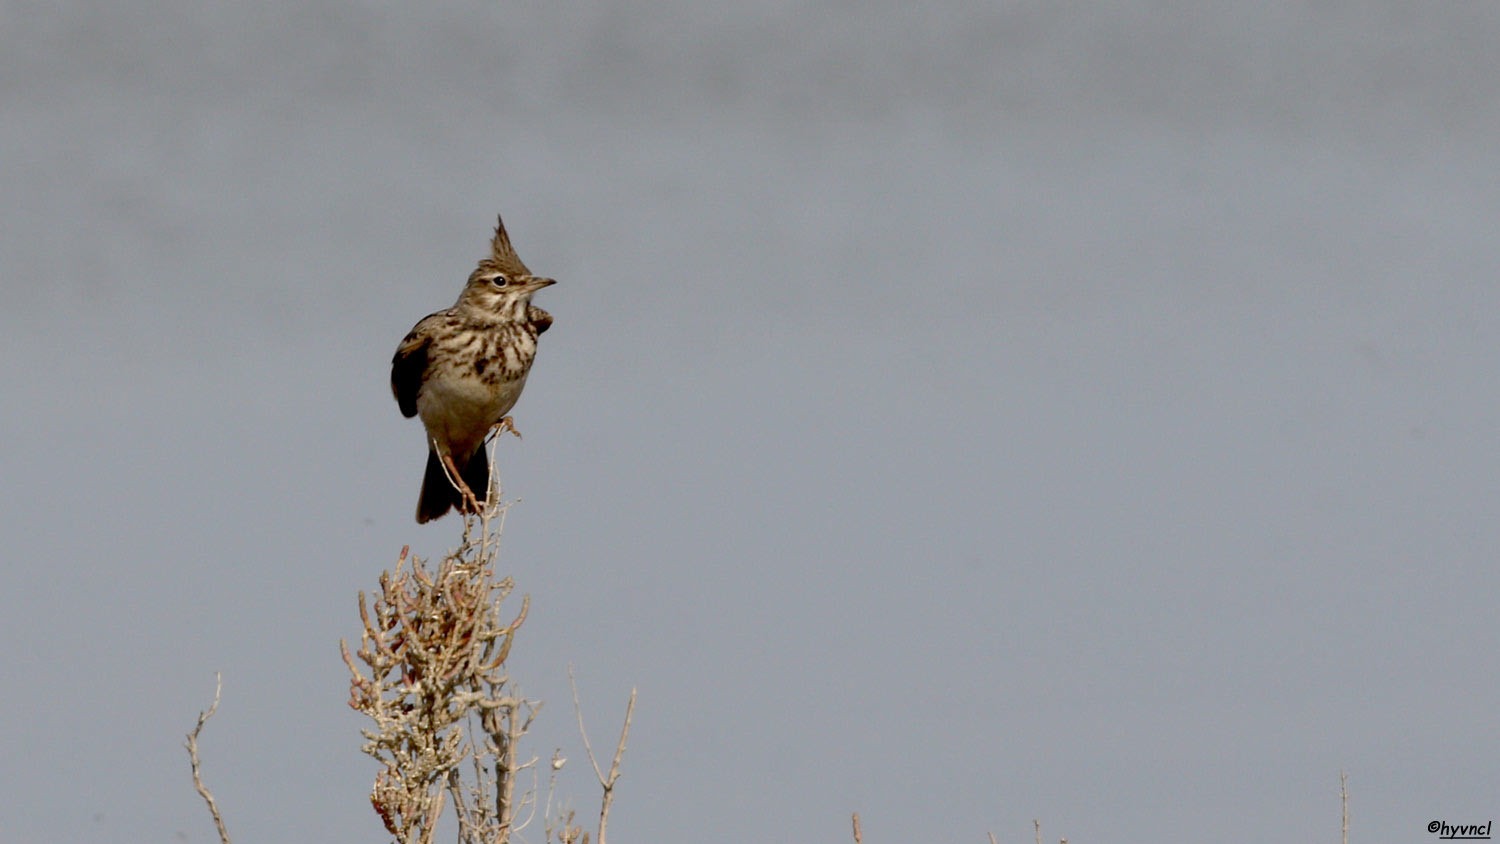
[391,214,555,523]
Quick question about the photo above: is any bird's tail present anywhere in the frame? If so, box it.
[416,447,491,523]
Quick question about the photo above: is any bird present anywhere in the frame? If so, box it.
[391,214,555,523]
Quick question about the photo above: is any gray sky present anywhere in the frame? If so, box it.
[4,2,1498,842]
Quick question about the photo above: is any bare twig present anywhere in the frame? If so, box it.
[852,812,863,843]
[1034,819,1042,844]
[184,673,231,844]
[570,668,605,785]
[570,667,637,844]
[1341,770,1349,844]
[989,832,999,844]
[464,429,515,555]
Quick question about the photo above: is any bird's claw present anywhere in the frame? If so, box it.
[493,416,522,440]
[442,452,486,513]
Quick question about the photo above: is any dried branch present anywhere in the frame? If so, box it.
[1340,770,1349,844]
[851,812,863,844]
[570,667,637,844]
[346,452,633,844]
[342,485,536,844]
[184,673,231,844]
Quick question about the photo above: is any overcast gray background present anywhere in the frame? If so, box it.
[4,2,1498,842]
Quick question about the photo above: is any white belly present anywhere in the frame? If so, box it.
[416,372,528,457]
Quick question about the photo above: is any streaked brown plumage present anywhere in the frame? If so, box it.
[392,214,555,522]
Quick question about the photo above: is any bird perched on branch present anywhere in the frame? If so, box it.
[391,214,555,522]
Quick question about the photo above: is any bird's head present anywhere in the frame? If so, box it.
[456,214,556,321]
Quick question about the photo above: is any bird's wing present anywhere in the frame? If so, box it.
[527,305,554,335]
[391,320,434,418]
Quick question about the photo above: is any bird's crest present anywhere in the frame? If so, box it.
[472,214,531,279]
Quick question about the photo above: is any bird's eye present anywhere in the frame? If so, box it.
[490,276,508,287]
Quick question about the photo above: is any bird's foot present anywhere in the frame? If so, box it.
[493,416,522,440]
[442,452,486,513]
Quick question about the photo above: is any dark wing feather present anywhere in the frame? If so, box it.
[527,305,554,335]
[391,326,431,418]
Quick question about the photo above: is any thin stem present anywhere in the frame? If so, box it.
[184,674,231,844]
[1341,770,1349,844]
[570,667,636,844]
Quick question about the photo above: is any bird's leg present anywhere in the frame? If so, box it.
[493,415,522,440]
[442,452,485,513]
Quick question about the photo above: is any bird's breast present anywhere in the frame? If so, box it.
[417,370,530,458]
[413,320,539,457]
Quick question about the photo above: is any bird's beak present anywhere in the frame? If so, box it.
[527,277,557,291]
